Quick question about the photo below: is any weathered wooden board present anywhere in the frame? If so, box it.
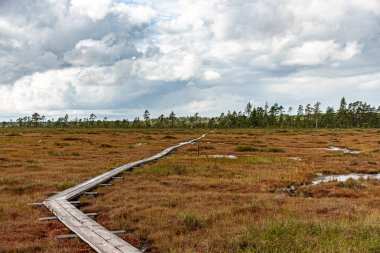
[43,134,206,253]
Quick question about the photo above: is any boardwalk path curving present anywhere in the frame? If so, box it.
[43,134,207,253]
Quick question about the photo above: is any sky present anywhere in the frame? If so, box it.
[0,0,379,121]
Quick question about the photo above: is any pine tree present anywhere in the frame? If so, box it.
[245,102,252,116]
[313,102,321,128]
[337,97,348,127]
[143,109,150,127]
[325,106,335,127]
[169,111,176,127]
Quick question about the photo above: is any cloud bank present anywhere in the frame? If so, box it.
[0,0,379,120]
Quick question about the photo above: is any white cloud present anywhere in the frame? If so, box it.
[0,0,380,120]
[140,53,200,81]
[282,40,362,65]
[203,70,221,81]
[264,71,380,105]
[0,62,135,113]
[181,100,218,114]
[70,0,112,22]
[63,34,138,66]
[111,3,157,25]
[331,41,363,61]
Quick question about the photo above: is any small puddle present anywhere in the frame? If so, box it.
[208,155,238,159]
[289,157,302,161]
[322,146,360,154]
[311,173,380,185]
[131,142,148,147]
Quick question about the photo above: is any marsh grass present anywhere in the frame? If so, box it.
[232,220,380,253]
[178,213,204,231]
[187,145,215,152]
[62,137,82,141]
[236,145,259,152]
[200,145,215,150]
[243,156,276,164]
[56,181,77,191]
[88,129,380,252]
[264,147,285,153]
[4,181,44,195]
[47,150,63,156]
[6,132,22,137]
[236,145,284,153]
[163,135,177,139]
[337,179,364,189]
[0,128,200,252]
[0,157,9,161]
[54,142,70,147]
[100,143,113,148]
[47,150,62,156]
[1,128,380,252]
[134,163,195,176]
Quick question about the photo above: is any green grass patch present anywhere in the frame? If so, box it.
[56,181,76,191]
[263,147,285,153]
[244,156,274,164]
[337,179,364,189]
[232,220,380,253]
[178,213,204,231]
[236,145,285,153]
[47,150,62,156]
[134,163,195,176]
[236,145,259,152]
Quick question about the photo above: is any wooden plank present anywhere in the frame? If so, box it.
[39,213,97,221]
[56,230,126,239]
[43,134,207,253]
[45,200,129,252]
[29,200,80,207]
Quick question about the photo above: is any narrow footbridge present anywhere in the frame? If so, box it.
[43,134,206,253]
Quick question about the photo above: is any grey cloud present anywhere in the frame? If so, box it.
[1,0,380,121]
[0,0,152,84]
[63,34,141,66]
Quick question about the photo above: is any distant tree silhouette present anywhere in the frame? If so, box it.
[4,98,380,129]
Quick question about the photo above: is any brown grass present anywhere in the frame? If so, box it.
[1,128,380,252]
[0,128,201,252]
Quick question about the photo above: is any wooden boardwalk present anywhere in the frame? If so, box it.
[43,134,206,253]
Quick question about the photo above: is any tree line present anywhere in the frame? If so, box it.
[3,98,380,129]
